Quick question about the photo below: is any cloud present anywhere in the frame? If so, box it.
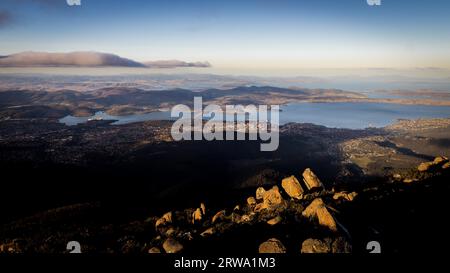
[143,60,211,68]
[0,51,212,69]
[0,51,146,67]
[0,10,12,27]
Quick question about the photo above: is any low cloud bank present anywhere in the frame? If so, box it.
[0,51,211,69]
[144,60,211,68]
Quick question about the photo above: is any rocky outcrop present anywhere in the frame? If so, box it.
[162,238,183,253]
[258,238,286,253]
[302,198,337,232]
[281,175,304,199]
[4,153,450,256]
[15,162,450,255]
[302,168,324,191]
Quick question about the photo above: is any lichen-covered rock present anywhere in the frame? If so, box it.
[258,238,286,253]
[281,175,304,199]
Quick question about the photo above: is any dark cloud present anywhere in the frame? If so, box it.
[0,51,145,67]
[144,60,211,68]
[0,10,12,27]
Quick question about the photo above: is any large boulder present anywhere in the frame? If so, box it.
[301,238,330,253]
[281,175,304,199]
[258,238,286,253]
[302,168,324,191]
[162,238,183,253]
[302,198,337,232]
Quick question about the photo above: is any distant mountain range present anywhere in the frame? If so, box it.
[0,51,211,68]
[0,85,365,118]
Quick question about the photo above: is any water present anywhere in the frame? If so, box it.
[280,102,450,129]
[59,102,450,129]
[59,111,174,126]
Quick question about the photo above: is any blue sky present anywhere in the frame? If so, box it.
[1,0,450,74]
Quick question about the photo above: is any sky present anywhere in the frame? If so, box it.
[1,0,450,76]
